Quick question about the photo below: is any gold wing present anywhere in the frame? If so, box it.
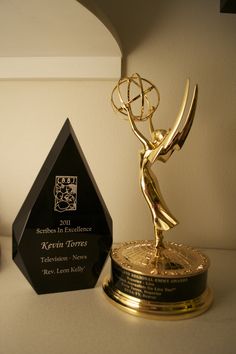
[148,80,198,164]
[163,80,198,151]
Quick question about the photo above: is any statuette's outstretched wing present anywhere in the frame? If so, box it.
[163,80,198,151]
[148,80,198,164]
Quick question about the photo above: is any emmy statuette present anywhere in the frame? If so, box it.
[103,73,213,319]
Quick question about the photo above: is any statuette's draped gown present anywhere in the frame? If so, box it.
[140,149,178,232]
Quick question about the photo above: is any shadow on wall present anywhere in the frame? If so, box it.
[78,0,159,74]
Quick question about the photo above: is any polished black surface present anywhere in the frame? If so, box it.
[111,261,208,302]
[13,119,112,294]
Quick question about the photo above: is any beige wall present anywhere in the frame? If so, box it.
[0,0,236,250]
[121,0,236,250]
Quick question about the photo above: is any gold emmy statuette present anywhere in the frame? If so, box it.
[103,73,213,319]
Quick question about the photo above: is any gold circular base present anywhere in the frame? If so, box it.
[103,278,213,320]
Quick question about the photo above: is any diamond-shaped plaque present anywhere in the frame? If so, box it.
[13,119,112,294]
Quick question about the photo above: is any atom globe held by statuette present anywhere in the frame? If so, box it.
[103,73,213,319]
[111,73,160,121]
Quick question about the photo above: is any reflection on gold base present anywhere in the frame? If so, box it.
[103,279,213,320]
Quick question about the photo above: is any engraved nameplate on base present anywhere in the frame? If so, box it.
[13,119,112,294]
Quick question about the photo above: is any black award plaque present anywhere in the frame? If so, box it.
[13,119,112,294]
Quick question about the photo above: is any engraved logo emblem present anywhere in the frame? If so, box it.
[54,176,77,212]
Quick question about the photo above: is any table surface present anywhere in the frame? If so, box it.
[0,235,235,354]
